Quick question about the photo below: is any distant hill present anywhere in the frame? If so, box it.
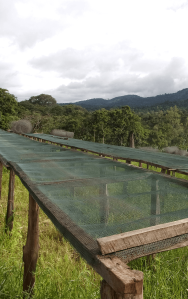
[59,88,188,111]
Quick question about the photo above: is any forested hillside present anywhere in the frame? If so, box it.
[59,88,188,111]
[1,88,188,149]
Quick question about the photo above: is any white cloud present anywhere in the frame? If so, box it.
[0,0,188,103]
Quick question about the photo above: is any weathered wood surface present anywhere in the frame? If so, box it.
[0,161,3,200]
[97,257,143,298]
[97,217,188,255]
[5,168,15,233]
[23,194,39,297]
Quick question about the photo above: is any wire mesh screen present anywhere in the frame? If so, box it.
[25,133,188,172]
[1,129,188,265]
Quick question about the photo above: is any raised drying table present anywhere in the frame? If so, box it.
[23,132,188,177]
[1,129,188,298]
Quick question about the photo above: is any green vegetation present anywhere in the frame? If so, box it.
[2,89,188,149]
[1,165,188,298]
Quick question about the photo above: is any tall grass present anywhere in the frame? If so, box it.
[1,164,188,298]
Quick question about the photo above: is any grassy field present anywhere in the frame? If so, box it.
[1,164,188,298]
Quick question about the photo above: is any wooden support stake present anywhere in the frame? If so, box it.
[98,257,143,299]
[23,194,39,297]
[5,168,15,233]
[0,161,3,200]
[167,169,171,175]
[161,168,166,174]
[99,168,109,225]
[129,132,135,148]
[139,162,142,168]
[150,178,160,226]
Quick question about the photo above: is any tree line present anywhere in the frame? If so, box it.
[1,88,188,149]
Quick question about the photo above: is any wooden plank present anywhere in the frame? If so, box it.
[97,217,188,255]
[23,194,39,297]
[0,161,3,200]
[95,256,143,297]
[5,168,15,233]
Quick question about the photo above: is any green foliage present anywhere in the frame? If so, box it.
[3,87,188,149]
[29,94,57,106]
[0,88,19,130]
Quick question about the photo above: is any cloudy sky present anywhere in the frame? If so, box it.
[1,0,188,103]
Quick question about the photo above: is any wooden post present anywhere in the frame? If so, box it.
[150,178,160,226]
[129,132,135,148]
[139,162,142,168]
[161,168,166,174]
[5,168,15,233]
[23,194,39,297]
[0,161,3,200]
[167,169,171,175]
[98,257,143,299]
[99,168,109,225]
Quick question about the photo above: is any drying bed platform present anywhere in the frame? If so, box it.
[23,132,188,175]
[1,129,188,265]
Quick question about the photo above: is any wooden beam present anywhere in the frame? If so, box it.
[5,168,15,233]
[23,194,39,297]
[0,161,3,200]
[97,217,188,255]
[96,256,143,298]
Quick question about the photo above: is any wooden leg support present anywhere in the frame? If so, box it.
[95,257,143,299]
[0,161,3,200]
[5,168,15,233]
[23,194,39,297]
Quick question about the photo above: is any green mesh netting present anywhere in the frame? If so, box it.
[25,132,188,172]
[1,129,188,265]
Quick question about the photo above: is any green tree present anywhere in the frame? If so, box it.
[0,88,19,130]
[91,109,110,143]
[28,94,57,106]
[109,106,145,146]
